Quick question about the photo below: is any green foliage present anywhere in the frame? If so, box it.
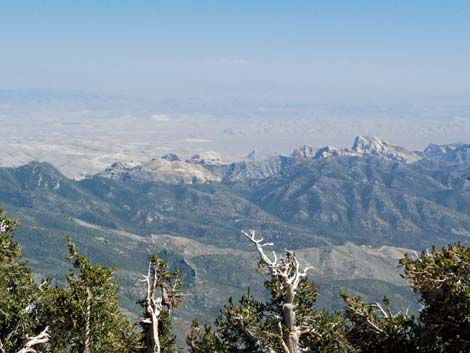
[186,250,353,353]
[341,294,416,353]
[1,210,186,353]
[187,321,225,353]
[2,207,470,353]
[139,255,184,353]
[400,243,470,353]
[187,240,470,353]
[302,310,353,353]
[45,236,142,353]
[215,291,270,353]
[0,209,47,352]
[155,311,181,353]
[342,243,470,353]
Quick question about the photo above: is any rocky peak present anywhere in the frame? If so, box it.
[108,161,130,170]
[102,160,139,173]
[15,161,65,191]
[291,136,420,163]
[186,151,223,166]
[291,145,319,159]
[245,150,257,161]
[161,153,180,162]
[315,145,349,159]
[351,136,420,163]
[424,143,470,161]
[99,157,221,185]
[351,135,405,155]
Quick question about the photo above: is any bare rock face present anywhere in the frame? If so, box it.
[161,153,180,162]
[99,161,139,180]
[99,136,429,186]
[291,136,420,163]
[291,145,319,159]
[291,145,355,160]
[423,144,455,158]
[422,143,470,182]
[315,145,355,159]
[245,150,257,161]
[423,143,470,162]
[136,158,221,184]
[186,151,223,166]
[99,156,221,184]
[351,136,421,163]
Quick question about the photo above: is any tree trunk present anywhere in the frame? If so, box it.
[284,286,300,353]
[144,301,161,353]
[82,288,92,353]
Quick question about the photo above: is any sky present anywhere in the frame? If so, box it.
[1,1,470,104]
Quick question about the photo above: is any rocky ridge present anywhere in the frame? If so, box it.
[98,155,221,184]
[98,136,450,185]
[291,136,420,163]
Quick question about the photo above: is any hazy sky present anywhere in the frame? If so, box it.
[1,1,470,104]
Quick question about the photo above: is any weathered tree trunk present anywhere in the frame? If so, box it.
[82,288,92,353]
[243,230,312,353]
[284,285,300,353]
[17,327,49,353]
[142,260,164,353]
[144,304,161,353]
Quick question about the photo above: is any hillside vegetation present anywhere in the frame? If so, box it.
[1,210,468,352]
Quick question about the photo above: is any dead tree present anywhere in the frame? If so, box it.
[242,230,313,353]
[16,327,49,353]
[141,256,182,353]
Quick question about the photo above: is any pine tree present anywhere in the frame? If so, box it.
[340,294,416,353]
[187,230,352,353]
[45,236,142,353]
[342,242,470,353]
[0,209,49,353]
[400,243,470,353]
[139,255,183,353]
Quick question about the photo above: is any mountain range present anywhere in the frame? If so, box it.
[0,136,469,335]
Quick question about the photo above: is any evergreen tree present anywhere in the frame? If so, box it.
[342,242,470,353]
[3,209,470,353]
[139,255,183,353]
[0,209,48,353]
[186,322,225,353]
[340,294,416,353]
[45,236,142,353]
[187,230,352,353]
[400,243,470,353]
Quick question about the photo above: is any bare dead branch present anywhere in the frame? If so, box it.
[242,230,315,353]
[17,327,49,353]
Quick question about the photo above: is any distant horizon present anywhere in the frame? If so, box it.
[1,1,470,106]
[1,1,469,178]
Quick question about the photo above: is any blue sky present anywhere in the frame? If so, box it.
[1,1,470,104]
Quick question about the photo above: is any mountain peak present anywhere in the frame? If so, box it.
[351,136,420,163]
[291,136,420,163]
[291,145,319,159]
[352,136,385,151]
[161,153,180,162]
[423,143,470,162]
[98,155,221,185]
[245,150,257,161]
[14,161,66,191]
[186,151,223,166]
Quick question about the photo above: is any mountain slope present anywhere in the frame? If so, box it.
[238,156,470,248]
[2,139,470,251]
[1,138,469,339]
